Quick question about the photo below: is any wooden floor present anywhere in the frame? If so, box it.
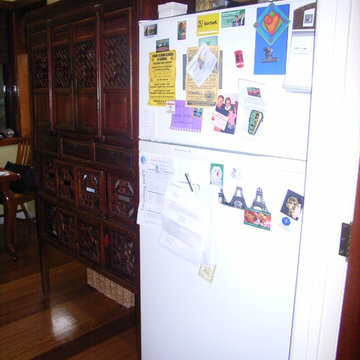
[0,223,138,360]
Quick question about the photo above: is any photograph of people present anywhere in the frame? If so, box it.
[213,93,238,135]
[177,21,186,40]
[232,11,245,27]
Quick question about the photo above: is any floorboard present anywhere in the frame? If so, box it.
[0,223,138,360]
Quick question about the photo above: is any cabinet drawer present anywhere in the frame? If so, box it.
[95,144,132,168]
[77,166,105,216]
[63,139,92,160]
[37,135,58,153]
[55,161,75,205]
[107,172,135,226]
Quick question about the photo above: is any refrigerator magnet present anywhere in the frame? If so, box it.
[248,110,263,135]
[280,216,291,231]
[280,190,304,221]
[177,21,186,40]
[234,50,244,68]
[253,3,290,75]
[218,186,247,210]
[144,23,158,37]
[210,163,223,187]
[244,187,271,231]
[156,38,169,52]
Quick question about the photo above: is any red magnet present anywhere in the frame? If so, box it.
[235,50,244,68]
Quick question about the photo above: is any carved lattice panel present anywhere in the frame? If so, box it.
[43,158,56,194]
[44,202,57,238]
[77,168,103,216]
[54,46,70,88]
[106,229,135,280]
[56,163,75,203]
[78,220,101,264]
[57,210,76,250]
[32,48,48,89]
[107,173,135,225]
[74,40,96,88]
[103,36,129,87]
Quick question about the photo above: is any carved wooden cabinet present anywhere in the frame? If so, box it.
[25,0,139,321]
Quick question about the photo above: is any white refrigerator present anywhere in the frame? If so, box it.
[137,1,316,359]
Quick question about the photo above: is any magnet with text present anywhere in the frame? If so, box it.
[280,189,304,220]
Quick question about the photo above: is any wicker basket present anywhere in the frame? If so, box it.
[87,268,135,309]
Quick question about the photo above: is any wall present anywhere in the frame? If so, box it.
[291,0,360,359]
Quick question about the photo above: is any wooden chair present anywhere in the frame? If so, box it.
[0,138,35,228]
[13,138,35,224]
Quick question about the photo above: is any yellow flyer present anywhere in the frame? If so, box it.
[148,50,176,106]
[197,13,220,36]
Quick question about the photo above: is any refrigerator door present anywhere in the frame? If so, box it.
[139,0,315,161]
[139,140,306,360]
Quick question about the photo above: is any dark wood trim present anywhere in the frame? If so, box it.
[336,162,360,359]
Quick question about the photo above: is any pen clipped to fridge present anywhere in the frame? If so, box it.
[137,1,316,359]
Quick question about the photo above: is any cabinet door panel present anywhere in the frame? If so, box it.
[34,92,50,128]
[57,208,77,251]
[73,24,97,134]
[105,227,136,281]
[101,8,133,140]
[78,218,102,265]
[76,92,97,132]
[55,91,74,130]
[30,32,49,129]
[43,200,58,239]
[52,25,74,131]
[41,157,57,195]
[103,90,132,138]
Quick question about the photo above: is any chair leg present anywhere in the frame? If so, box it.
[19,203,34,225]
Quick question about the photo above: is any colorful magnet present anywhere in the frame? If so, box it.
[244,187,271,231]
[248,110,263,135]
[210,163,223,187]
[253,4,290,75]
[177,20,186,40]
[280,190,304,220]
[254,3,290,46]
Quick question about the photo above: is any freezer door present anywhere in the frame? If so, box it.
[139,0,316,161]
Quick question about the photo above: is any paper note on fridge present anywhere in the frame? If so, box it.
[159,180,213,266]
[186,43,218,87]
[137,153,175,226]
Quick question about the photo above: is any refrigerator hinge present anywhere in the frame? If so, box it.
[339,222,352,261]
